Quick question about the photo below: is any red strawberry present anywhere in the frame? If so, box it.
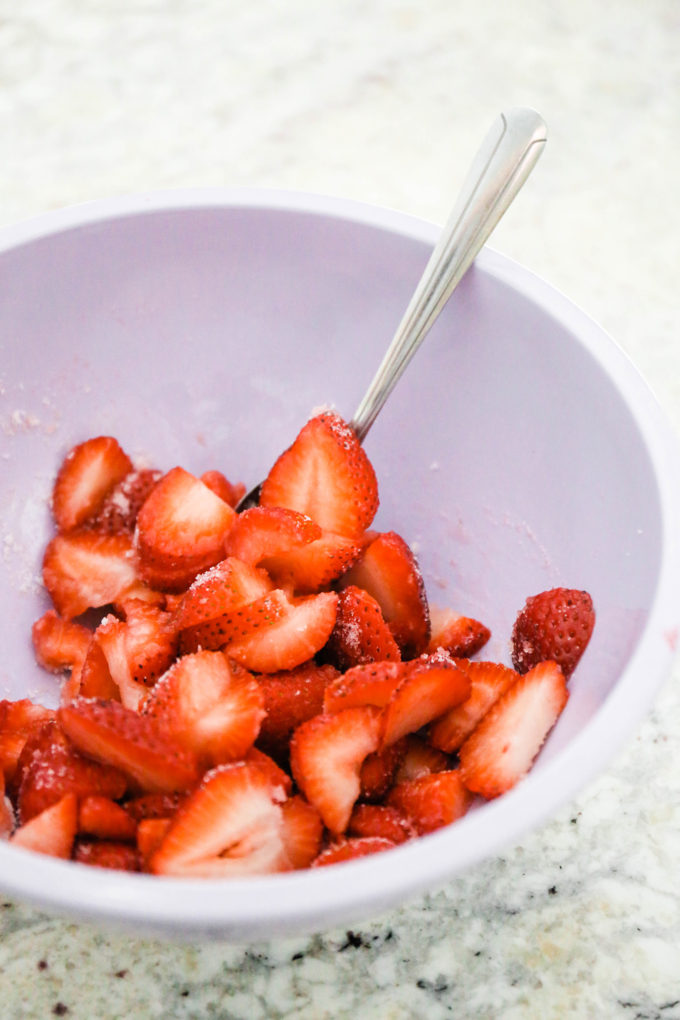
[142,650,265,765]
[227,591,338,673]
[10,793,78,859]
[393,735,451,784]
[135,466,236,591]
[280,795,324,869]
[262,531,362,595]
[74,840,140,871]
[58,698,201,794]
[51,436,133,533]
[348,803,414,845]
[323,660,406,713]
[200,470,246,509]
[123,792,182,821]
[339,531,430,657]
[42,529,139,619]
[259,412,379,538]
[91,468,162,535]
[150,762,290,877]
[78,795,138,841]
[381,652,471,748]
[387,770,472,834]
[32,610,91,673]
[178,589,290,654]
[289,706,382,833]
[511,587,595,678]
[458,660,569,798]
[245,747,294,798]
[94,615,151,711]
[137,818,173,870]
[325,585,401,670]
[75,636,121,702]
[429,660,520,753]
[173,556,273,650]
[0,700,56,785]
[0,771,13,838]
[359,740,407,801]
[116,598,179,685]
[257,662,339,761]
[224,506,321,565]
[427,607,491,658]
[311,836,396,867]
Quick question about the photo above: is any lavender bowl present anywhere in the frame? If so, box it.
[0,189,678,940]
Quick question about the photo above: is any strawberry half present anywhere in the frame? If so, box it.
[427,607,491,659]
[386,770,472,835]
[78,795,138,842]
[42,530,139,619]
[311,836,396,867]
[142,650,265,765]
[173,557,273,652]
[323,660,406,713]
[52,436,133,533]
[179,590,290,655]
[150,761,290,877]
[58,698,201,794]
[458,660,569,799]
[224,506,321,565]
[10,793,78,859]
[339,531,430,657]
[226,591,338,673]
[259,412,379,538]
[31,610,91,673]
[257,662,339,761]
[429,660,520,753]
[289,706,382,833]
[511,587,595,679]
[262,531,362,595]
[381,652,471,748]
[325,585,401,670]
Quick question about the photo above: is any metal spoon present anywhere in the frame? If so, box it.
[237,106,547,511]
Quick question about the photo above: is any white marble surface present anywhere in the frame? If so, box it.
[1,1,680,1016]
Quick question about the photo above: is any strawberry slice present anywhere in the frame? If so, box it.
[325,585,401,670]
[359,740,407,801]
[74,840,140,871]
[91,468,162,536]
[429,660,520,753]
[289,706,382,833]
[227,591,338,673]
[178,589,290,655]
[348,803,414,845]
[42,529,139,619]
[137,818,173,870]
[0,700,56,786]
[31,610,91,673]
[381,652,471,748]
[199,470,246,509]
[136,466,236,591]
[427,607,491,659]
[142,650,265,765]
[386,770,472,834]
[123,792,182,821]
[52,436,133,533]
[311,836,396,867]
[262,531,362,595]
[458,660,569,798]
[0,771,13,838]
[173,557,273,651]
[58,698,201,794]
[94,615,151,711]
[115,598,179,685]
[16,719,128,822]
[511,587,595,678]
[224,506,321,565]
[393,734,451,784]
[150,762,290,877]
[259,412,379,538]
[323,660,406,713]
[78,795,138,841]
[10,793,78,859]
[257,662,339,761]
[339,531,430,657]
[280,795,324,869]
[245,747,293,798]
[75,636,121,702]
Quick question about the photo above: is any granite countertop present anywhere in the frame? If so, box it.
[1,1,680,1017]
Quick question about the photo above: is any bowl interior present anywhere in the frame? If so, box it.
[0,194,672,936]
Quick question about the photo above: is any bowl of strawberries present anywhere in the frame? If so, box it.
[0,188,678,939]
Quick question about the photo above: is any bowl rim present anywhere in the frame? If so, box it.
[1,186,679,939]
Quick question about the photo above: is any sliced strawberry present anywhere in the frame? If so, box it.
[339,531,430,657]
[325,585,401,670]
[42,529,139,619]
[10,793,78,859]
[257,662,339,761]
[280,795,324,869]
[224,506,321,565]
[74,840,139,871]
[289,706,382,833]
[387,770,472,834]
[115,599,179,685]
[150,762,290,877]
[393,734,451,784]
[179,589,290,654]
[142,651,265,765]
[0,779,13,838]
[137,818,173,870]
[136,466,236,591]
[511,587,595,678]
[200,470,246,508]
[311,836,396,867]
[381,652,471,748]
[0,700,56,785]
[76,636,121,702]
[323,660,406,713]
[359,740,407,801]
[124,792,182,821]
[348,803,414,845]
[52,436,133,533]
[427,607,491,659]
[245,747,293,799]
[16,719,128,822]
[174,556,273,651]
[58,698,201,794]
[91,468,162,535]
[32,610,91,673]
[259,412,379,538]
[458,660,569,798]
[94,615,150,711]
[78,795,138,842]
[429,660,520,753]
[227,591,338,673]
[262,531,362,595]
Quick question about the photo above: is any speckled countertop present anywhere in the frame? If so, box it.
[1,1,680,1017]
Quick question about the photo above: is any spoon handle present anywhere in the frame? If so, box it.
[350,107,547,443]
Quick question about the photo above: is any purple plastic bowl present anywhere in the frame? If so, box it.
[0,189,678,939]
